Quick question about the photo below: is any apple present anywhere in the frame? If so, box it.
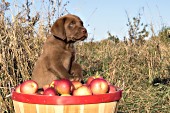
[50,80,59,88]
[15,84,21,93]
[108,85,117,93]
[55,79,72,94]
[86,75,103,85]
[71,81,82,89]
[70,83,75,94]
[107,81,111,85]
[86,76,95,85]
[20,80,38,94]
[61,94,71,96]
[90,78,109,95]
[43,84,50,91]
[73,85,92,96]
[43,87,57,96]
[82,84,89,87]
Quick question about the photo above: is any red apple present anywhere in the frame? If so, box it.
[50,80,59,88]
[70,83,75,94]
[108,85,117,93]
[107,81,111,85]
[20,80,38,94]
[90,78,109,95]
[82,84,89,87]
[86,75,103,85]
[43,87,57,96]
[71,81,82,89]
[55,79,72,95]
[61,94,71,96]
[86,76,95,85]
[43,84,50,91]
[73,85,92,96]
[15,84,21,93]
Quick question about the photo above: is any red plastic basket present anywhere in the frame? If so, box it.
[12,89,122,113]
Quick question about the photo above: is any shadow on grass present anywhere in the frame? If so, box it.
[152,65,170,86]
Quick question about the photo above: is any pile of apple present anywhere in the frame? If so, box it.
[15,76,117,96]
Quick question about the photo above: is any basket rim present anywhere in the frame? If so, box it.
[12,89,122,105]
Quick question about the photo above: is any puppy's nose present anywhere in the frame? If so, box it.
[82,28,87,34]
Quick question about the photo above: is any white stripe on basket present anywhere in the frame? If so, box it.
[80,104,84,113]
[18,101,24,113]
[99,103,105,113]
[36,104,40,113]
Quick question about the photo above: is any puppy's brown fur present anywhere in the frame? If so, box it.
[32,14,88,88]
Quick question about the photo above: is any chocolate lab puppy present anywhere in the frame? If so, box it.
[32,14,88,88]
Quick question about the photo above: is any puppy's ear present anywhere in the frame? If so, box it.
[51,17,66,40]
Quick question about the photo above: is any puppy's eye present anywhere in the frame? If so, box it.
[69,21,75,27]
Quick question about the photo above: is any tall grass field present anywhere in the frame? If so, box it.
[0,1,170,113]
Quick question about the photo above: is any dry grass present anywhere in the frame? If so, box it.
[76,39,170,113]
[0,1,170,113]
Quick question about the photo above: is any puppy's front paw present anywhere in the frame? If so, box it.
[70,74,82,82]
[70,62,83,81]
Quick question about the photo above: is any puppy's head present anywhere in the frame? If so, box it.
[51,14,88,42]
